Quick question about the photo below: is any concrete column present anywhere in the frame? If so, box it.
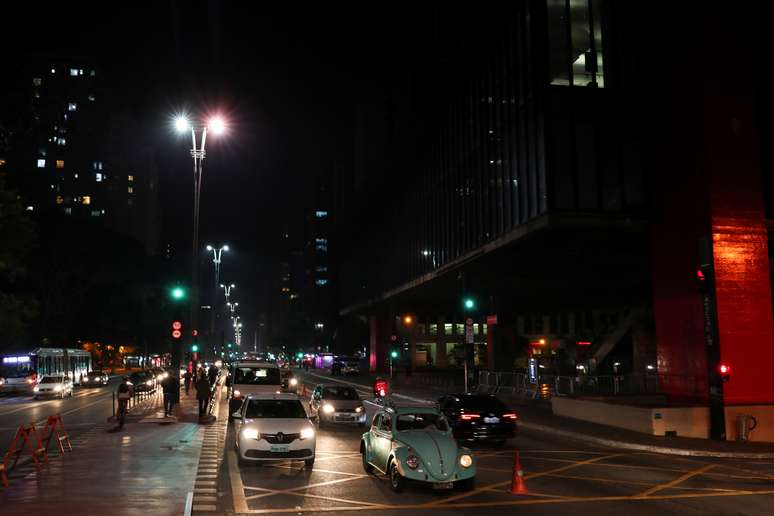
[435,315,448,368]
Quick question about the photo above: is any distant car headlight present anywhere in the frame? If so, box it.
[289,378,298,387]
[83,378,89,382]
[146,380,153,386]
[459,454,473,468]
[406,455,419,469]
[33,386,40,392]
[0,379,5,386]
[241,428,260,440]
[322,404,335,414]
[54,385,62,392]
[233,390,241,398]
[355,406,363,413]
[300,427,315,440]
[162,372,169,379]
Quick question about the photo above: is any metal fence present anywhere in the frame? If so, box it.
[476,370,668,399]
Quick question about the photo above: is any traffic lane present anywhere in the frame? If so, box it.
[0,381,117,447]
[225,417,774,515]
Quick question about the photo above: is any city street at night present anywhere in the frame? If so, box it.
[3,2,774,515]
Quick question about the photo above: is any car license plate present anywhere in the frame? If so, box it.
[433,482,454,490]
[270,445,289,453]
[484,417,500,424]
[337,416,353,421]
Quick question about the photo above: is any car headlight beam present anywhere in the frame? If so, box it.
[300,427,315,440]
[289,378,298,387]
[459,454,473,468]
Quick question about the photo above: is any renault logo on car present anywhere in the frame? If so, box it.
[276,432,284,443]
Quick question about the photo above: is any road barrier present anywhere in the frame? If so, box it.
[4,423,49,476]
[41,414,72,455]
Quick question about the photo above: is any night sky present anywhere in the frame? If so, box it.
[3,2,417,327]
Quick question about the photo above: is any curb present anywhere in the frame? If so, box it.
[518,421,774,459]
[302,370,774,459]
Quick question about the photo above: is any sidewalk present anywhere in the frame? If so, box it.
[0,387,209,515]
[297,368,774,459]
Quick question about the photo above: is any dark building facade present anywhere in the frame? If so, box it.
[340,1,774,440]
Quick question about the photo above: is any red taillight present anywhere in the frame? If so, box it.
[503,413,518,420]
[460,413,480,420]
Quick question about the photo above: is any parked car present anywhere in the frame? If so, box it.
[33,375,74,399]
[232,393,317,467]
[361,405,476,492]
[309,384,366,426]
[437,394,518,445]
[81,370,109,387]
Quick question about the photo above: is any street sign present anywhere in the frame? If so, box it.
[486,314,498,325]
[465,318,474,344]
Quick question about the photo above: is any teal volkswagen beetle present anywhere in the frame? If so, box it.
[360,405,476,492]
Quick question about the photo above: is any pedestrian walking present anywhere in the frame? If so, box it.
[162,372,180,417]
[183,369,193,395]
[116,376,132,430]
[208,364,219,388]
[195,371,211,418]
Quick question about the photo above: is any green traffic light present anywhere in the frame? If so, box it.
[171,286,186,300]
[390,350,398,359]
[191,344,199,352]
[464,298,475,310]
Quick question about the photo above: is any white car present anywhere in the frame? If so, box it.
[33,375,74,399]
[233,393,317,468]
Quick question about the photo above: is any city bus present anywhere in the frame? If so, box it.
[0,348,92,392]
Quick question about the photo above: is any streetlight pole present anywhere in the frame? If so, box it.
[206,244,229,356]
[174,114,227,367]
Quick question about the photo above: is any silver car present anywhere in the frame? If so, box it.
[309,384,366,427]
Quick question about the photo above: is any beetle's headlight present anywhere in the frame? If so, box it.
[322,404,335,414]
[300,427,315,440]
[406,455,419,469]
[33,386,40,392]
[355,405,363,413]
[459,454,473,468]
[233,390,241,398]
[241,428,260,440]
[146,380,153,386]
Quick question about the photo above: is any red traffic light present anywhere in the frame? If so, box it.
[172,321,182,330]
[172,320,183,340]
[172,330,182,339]
[192,329,199,337]
[719,364,730,375]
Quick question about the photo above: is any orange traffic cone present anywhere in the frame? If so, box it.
[510,451,527,494]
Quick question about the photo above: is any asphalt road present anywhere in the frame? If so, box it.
[0,379,118,449]
[200,378,774,515]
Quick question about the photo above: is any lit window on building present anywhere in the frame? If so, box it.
[33,78,42,86]
[315,279,328,286]
[90,70,96,77]
[37,159,46,168]
[79,69,83,75]
[98,162,103,170]
[64,207,72,215]
[91,210,101,217]
[56,160,64,169]
[82,196,91,205]
[39,148,46,157]
[547,0,604,87]
[34,91,40,98]
[127,186,134,194]
[315,237,328,252]
[73,173,78,179]
[315,266,328,272]
[56,195,64,204]
[315,323,325,330]
[57,137,66,146]
[444,324,453,336]
[95,173,103,182]
[456,323,465,335]
[315,210,328,218]
[281,287,290,293]
[70,68,79,76]
[128,175,134,182]
[68,102,77,111]
[429,324,438,336]
[26,206,34,211]
[474,324,480,334]
[88,94,96,102]
[50,68,56,74]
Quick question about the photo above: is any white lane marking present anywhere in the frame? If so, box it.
[228,449,249,513]
[0,388,103,417]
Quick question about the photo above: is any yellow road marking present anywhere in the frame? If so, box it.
[637,464,716,497]
[231,488,774,513]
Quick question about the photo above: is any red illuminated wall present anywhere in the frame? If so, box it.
[369,314,389,373]
[651,7,774,405]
